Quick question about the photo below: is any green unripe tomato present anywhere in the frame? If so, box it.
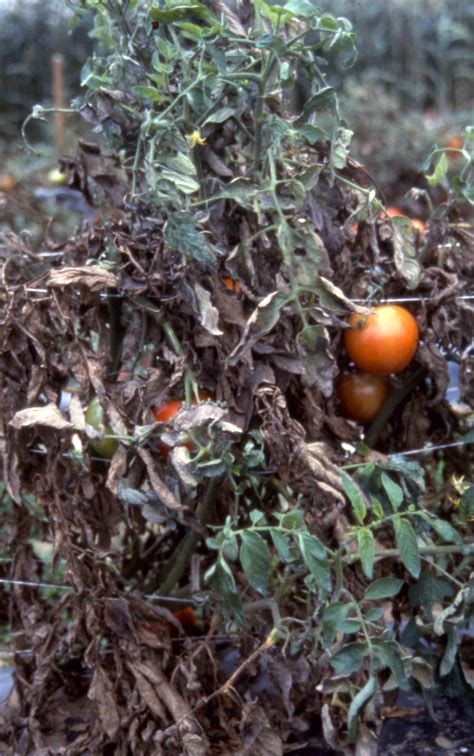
[47,167,67,186]
[85,397,118,459]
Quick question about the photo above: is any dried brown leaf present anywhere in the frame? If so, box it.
[48,266,118,292]
[9,403,74,431]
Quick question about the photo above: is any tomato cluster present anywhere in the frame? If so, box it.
[338,305,419,423]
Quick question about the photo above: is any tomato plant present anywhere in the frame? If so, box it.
[344,305,419,375]
[85,396,118,458]
[337,372,390,423]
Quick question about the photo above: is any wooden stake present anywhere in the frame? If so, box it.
[51,53,65,155]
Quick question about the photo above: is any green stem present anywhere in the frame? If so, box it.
[156,478,218,595]
[344,543,474,565]
[365,369,424,447]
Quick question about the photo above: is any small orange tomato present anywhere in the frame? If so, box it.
[410,218,425,234]
[444,134,463,153]
[0,174,16,192]
[153,400,190,424]
[172,607,196,631]
[223,276,241,294]
[381,207,403,220]
[337,372,390,423]
[344,305,419,375]
[380,207,424,234]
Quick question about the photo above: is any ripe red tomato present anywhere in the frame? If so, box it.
[153,400,190,423]
[153,397,210,457]
[344,305,419,375]
[337,372,390,423]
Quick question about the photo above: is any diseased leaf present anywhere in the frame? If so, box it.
[164,211,218,269]
[205,557,243,624]
[345,674,377,745]
[239,531,271,596]
[10,403,74,432]
[330,641,367,675]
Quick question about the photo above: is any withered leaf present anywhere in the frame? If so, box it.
[9,403,74,431]
[137,447,207,535]
[87,665,121,739]
[48,266,118,292]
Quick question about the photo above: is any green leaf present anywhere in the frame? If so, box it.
[339,619,361,634]
[370,495,384,520]
[329,126,353,172]
[394,517,420,578]
[357,527,375,580]
[160,170,201,194]
[163,153,197,176]
[345,674,377,745]
[133,85,167,104]
[330,641,367,675]
[164,212,217,270]
[381,473,404,511]
[341,472,367,524]
[283,0,316,16]
[203,106,236,125]
[297,533,331,591]
[322,602,351,646]
[439,628,459,677]
[270,529,293,563]
[426,152,448,188]
[205,557,243,624]
[365,606,384,622]
[294,87,335,125]
[373,640,406,684]
[239,531,271,596]
[150,3,216,25]
[365,577,404,600]
[427,516,463,545]
[408,570,453,610]
[274,510,305,530]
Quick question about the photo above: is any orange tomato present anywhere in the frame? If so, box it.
[382,207,403,219]
[171,607,196,632]
[444,134,463,153]
[380,207,424,234]
[153,400,191,424]
[344,305,419,375]
[410,218,425,234]
[153,396,210,457]
[337,372,390,423]
[223,276,241,294]
[0,175,16,192]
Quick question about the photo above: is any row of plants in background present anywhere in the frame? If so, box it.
[0,0,472,752]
